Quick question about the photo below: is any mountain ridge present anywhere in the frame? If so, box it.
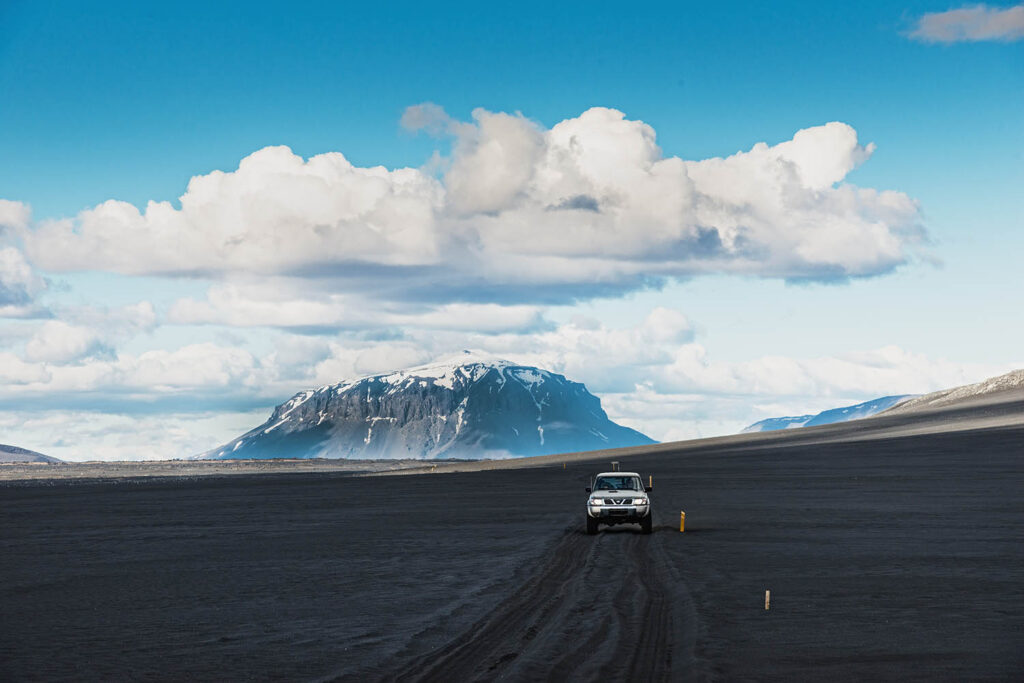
[0,444,63,464]
[742,395,913,433]
[881,368,1024,415]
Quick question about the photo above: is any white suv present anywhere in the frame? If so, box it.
[585,471,653,535]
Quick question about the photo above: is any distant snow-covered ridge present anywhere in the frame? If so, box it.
[201,351,655,460]
[743,368,1024,434]
[742,395,914,433]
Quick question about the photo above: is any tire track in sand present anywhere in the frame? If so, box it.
[389,520,696,682]
[602,530,678,681]
[392,526,594,682]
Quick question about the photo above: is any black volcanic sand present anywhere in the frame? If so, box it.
[2,424,1022,681]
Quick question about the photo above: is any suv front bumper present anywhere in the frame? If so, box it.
[587,504,650,523]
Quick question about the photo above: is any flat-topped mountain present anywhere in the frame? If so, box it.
[201,352,655,460]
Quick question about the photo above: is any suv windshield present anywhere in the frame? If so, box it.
[594,476,642,491]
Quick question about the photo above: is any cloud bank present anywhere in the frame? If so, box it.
[0,309,1011,459]
[909,4,1024,43]
[19,107,924,311]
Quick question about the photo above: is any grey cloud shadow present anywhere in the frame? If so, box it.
[546,195,601,212]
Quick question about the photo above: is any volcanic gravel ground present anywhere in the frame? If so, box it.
[1,423,1022,681]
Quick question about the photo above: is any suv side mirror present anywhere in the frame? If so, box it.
[645,486,653,493]
[585,487,591,493]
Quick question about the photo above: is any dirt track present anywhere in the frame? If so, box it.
[389,526,695,682]
[2,415,1022,681]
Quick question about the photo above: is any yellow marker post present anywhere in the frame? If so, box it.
[765,590,770,610]
[679,511,686,532]
[648,475,652,488]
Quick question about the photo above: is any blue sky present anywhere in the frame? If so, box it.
[3,1,1020,215]
[0,1,1021,459]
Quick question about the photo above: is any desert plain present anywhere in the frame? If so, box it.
[1,396,1022,681]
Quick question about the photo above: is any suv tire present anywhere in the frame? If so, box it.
[586,515,599,535]
[640,513,652,535]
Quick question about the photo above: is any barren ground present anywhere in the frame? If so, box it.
[1,405,1022,680]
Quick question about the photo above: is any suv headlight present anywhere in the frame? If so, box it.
[588,499,602,506]
[633,498,648,505]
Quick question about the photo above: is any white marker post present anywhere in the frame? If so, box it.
[765,590,770,610]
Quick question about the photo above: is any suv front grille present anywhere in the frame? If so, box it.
[605,498,633,505]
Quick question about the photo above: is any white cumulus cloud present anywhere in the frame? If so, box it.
[0,341,285,411]
[0,306,1015,457]
[0,200,32,231]
[0,246,47,317]
[20,107,925,307]
[26,146,444,276]
[0,409,270,461]
[167,280,548,333]
[0,200,48,318]
[22,302,157,363]
[24,321,107,363]
[909,4,1024,43]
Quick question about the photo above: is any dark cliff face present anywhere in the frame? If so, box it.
[203,360,655,460]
